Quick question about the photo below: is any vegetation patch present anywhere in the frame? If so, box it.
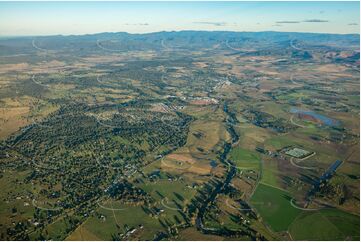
[230,147,261,169]
[289,209,360,240]
[250,183,301,231]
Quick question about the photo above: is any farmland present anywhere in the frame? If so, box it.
[250,183,301,232]
[289,209,360,240]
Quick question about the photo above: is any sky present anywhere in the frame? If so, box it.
[0,1,359,36]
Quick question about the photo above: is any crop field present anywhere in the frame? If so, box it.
[260,157,280,188]
[289,209,360,240]
[250,183,301,231]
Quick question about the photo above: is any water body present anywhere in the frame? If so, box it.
[210,160,218,168]
[290,107,340,126]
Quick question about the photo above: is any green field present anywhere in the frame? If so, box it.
[138,178,196,202]
[265,134,306,151]
[138,179,197,224]
[69,204,165,240]
[289,209,360,240]
[260,159,279,188]
[229,147,260,169]
[250,183,301,231]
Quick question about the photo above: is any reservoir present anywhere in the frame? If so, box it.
[290,107,340,126]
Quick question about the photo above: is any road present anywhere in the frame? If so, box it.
[290,156,318,170]
[289,39,304,51]
[96,39,122,52]
[32,39,48,52]
[31,74,48,88]
[290,114,306,128]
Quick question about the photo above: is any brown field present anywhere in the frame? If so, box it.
[235,123,272,150]
[0,63,30,74]
[193,62,209,69]
[187,163,212,175]
[0,98,31,139]
[161,155,212,175]
[190,99,218,105]
[167,153,197,164]
[315,64,348,73]
[231,177,253,199]
[66,225,101,241]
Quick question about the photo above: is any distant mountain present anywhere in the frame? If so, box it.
[0,31,359,56]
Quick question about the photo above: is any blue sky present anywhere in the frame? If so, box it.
[0,1,359,36]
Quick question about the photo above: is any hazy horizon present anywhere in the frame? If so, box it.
[1,29,361,38]
[0,1,359,36]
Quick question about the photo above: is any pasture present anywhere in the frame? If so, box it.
[289,209,360,240]
[250,183,301,231]
[229,147,261,170]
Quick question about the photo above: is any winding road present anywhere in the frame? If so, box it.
[96,39,123,52]
[290,198,323,211]
[32,39,49,52]
[290,156,318,170]
[290,114,306,128]
[289,39,305,51]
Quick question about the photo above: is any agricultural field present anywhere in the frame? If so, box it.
[0,30,359,241]
[289,209,360,240]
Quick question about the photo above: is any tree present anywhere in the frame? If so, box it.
[11,207,17,214]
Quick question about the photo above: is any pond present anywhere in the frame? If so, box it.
[290,107,340,126]
[210,160,218,168]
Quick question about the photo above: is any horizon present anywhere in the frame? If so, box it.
[0,1,359,36]
[1,29,361,38]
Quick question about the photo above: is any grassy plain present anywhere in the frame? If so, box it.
[250,183,301,231]
[229,147,261,170]
[289,209,360,240]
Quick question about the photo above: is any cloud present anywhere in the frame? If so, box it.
[125,23,149,26]
[275,19,329,25]
[348,23,358,26]
[193,21,228,26]
[303,19,329,23]
[276,21,300,24]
